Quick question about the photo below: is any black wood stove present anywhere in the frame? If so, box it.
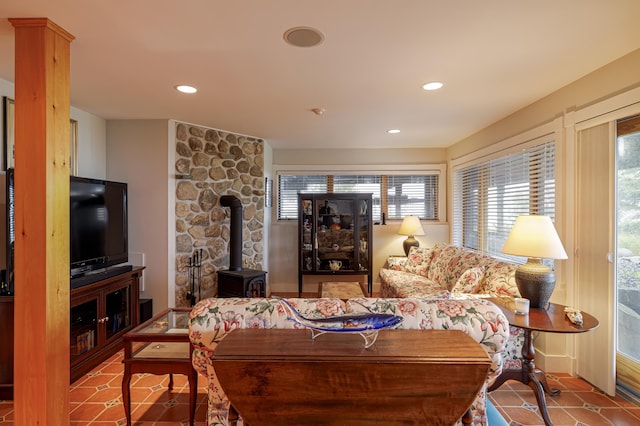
[217,195,266,297]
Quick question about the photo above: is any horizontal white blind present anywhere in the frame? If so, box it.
[453,141,556,260]
[278,175,327,220]
[386,175,438,220]
[277,173,440,221]
[333,175,382,220]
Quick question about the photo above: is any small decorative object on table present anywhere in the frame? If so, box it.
[564,307,583,326]
[514,297,530,315]
[275,297,402,348]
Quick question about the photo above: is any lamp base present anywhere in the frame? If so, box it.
[403,236,419,256]
[514,258,556,310]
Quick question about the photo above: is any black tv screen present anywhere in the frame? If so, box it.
[70,176,128,277]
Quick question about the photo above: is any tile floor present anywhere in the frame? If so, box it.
[489,372,640,425]
[0,351,638,425]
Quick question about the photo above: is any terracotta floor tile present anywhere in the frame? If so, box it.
[574,389,624,408]
[69,385,99,403]
[501,406,545,425]
[489,390,526,406]
[564,406,615,425]
[69,400,107,421]
[600,407,640,425]
[546,407,580,426]
[558,376,596,391]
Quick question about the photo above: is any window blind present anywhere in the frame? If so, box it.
[277,175,327,220]
[277,173,440,221]
[453,141,556,260]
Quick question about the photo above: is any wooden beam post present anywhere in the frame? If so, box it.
[9,18,74,424]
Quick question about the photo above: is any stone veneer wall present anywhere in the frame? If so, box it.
[174,122,265,306]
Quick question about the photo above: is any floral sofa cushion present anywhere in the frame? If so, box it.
[189,297,510,426]
[403,246,435,277]
[451,266,485,294]
[428,243,486,291]
[478,258,519,297]
[379,268,451,299]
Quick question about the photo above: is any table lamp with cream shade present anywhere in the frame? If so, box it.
[398,215,425,256]
[501,214,568,309]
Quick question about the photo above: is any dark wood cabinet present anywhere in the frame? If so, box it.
[0,266,144,397]
[0,296,14,400]
[298,193,373,296]
[70,266,143,382]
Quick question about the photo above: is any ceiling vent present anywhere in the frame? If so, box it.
[283,26,324,48]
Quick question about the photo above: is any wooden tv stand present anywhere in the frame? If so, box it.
[70,266,144,382]
[0,266,145,398]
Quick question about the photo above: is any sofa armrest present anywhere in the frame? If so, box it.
[385,255,408,270]
[189,297,347,362]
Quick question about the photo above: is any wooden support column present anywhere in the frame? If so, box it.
[9,18,74,424]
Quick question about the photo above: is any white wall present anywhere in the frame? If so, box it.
[106,119,170,314]
[71,106,106,179]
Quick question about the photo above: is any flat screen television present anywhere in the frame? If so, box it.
[70,176,128,278]
[4,170,129,290]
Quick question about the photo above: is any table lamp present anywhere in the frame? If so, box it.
[501,215,568,309]
[398,215,425,256]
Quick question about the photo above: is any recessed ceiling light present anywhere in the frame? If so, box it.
[176,85,198,94]
[422,82,444,91]
[283,26,325,48]
[387,129,401,134]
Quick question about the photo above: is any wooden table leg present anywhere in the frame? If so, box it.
[488,329,559,426]
[121,364,132,426]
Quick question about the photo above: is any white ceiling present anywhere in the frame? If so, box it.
[0,1,639,150]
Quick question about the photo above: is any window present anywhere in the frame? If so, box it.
[453,140,556,260]
[276,168,442,222]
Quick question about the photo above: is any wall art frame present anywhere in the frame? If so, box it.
[70,118,78,175]
[265,177,273,207]
[3,96,15,170]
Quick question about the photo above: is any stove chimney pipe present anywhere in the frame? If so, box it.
[220,195,243,271]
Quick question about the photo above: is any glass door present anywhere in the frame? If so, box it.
[70,299,98,359]
[105,285,131,340]
[616,116,640,397]
[316,197,355,272]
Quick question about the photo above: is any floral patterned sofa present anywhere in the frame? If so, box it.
[380,242,525,371]
[189,297,509,426]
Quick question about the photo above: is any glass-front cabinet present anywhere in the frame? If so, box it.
[69,267,143,382]
[298,193,373,296]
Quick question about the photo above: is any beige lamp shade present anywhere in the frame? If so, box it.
[398,216,425,237]
[398,216,425,256]
[501,214,567,309]
[501,215,567,260]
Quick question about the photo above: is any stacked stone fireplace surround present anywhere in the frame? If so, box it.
[174,122,265,306]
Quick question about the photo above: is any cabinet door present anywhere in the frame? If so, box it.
[70,298,98,360]
[357,197,371,272]
[300,196,314,272]
[316,197,355,271]
[105,284,131,340]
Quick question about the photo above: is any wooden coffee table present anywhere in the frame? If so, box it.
[319,281,367,299]
[121,308,196,426]
[213,328,491,425]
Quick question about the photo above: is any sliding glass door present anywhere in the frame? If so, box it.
[616,115,640,398]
